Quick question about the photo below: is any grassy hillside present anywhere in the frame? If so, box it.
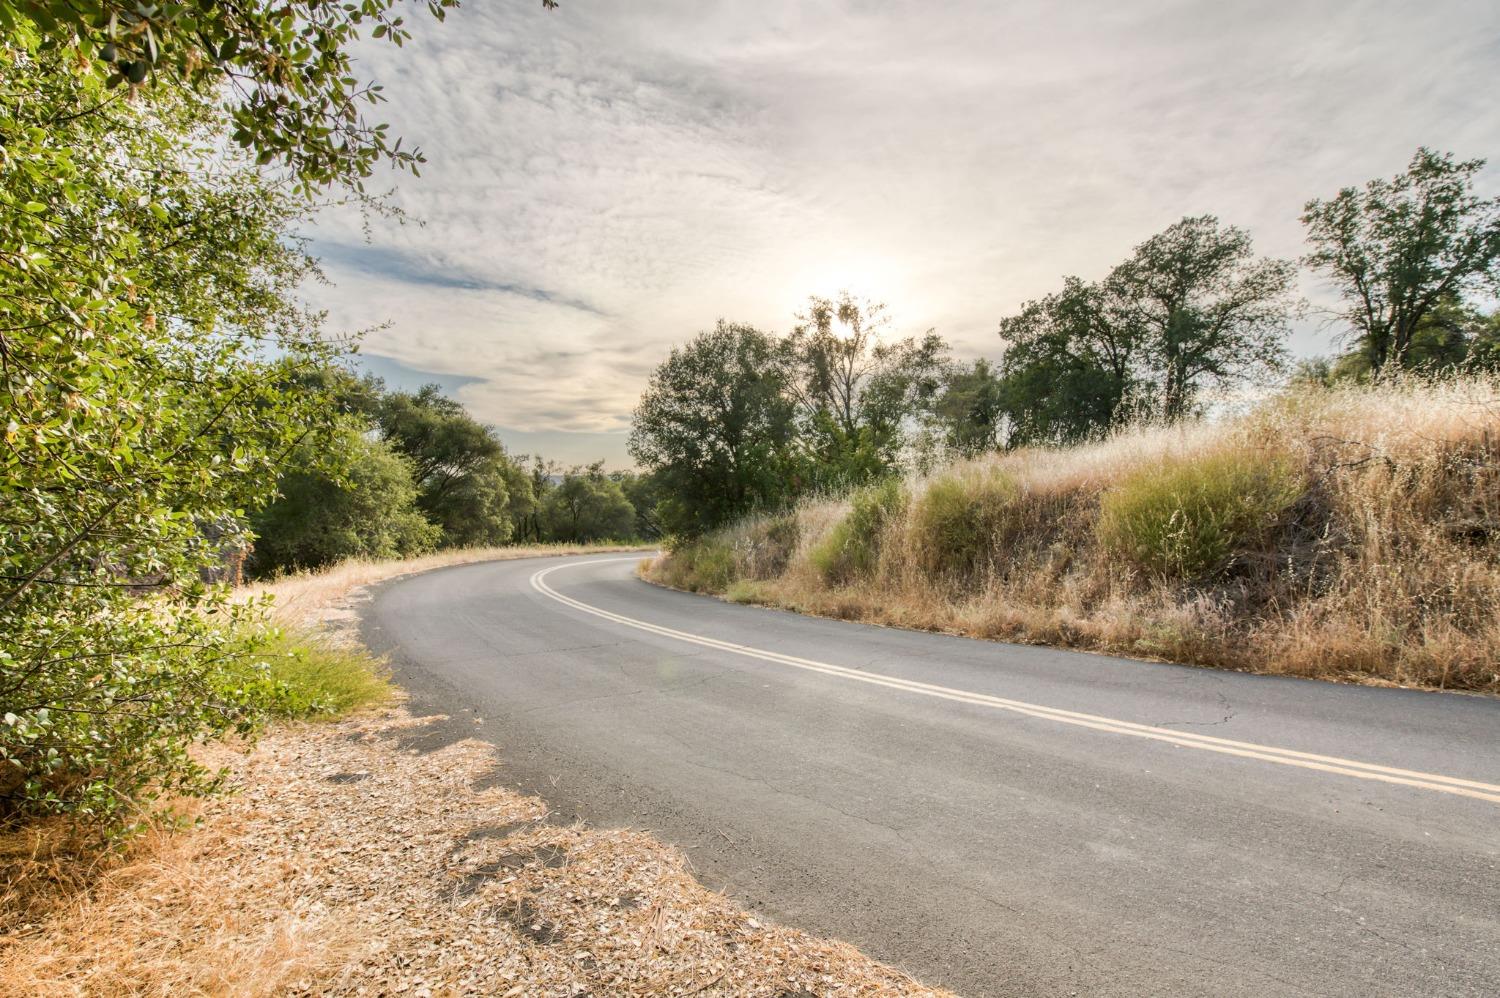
[645,376,1500,692]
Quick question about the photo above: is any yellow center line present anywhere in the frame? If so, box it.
[531,558,1500,805]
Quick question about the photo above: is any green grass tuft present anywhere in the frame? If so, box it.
[1097,450,1304,579]
[910,470,1020,582]
[724,579,770,604]
[808,479,906,584]
[652,536,739,592]
[230,627,392,719]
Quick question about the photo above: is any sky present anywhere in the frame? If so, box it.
[304,0,1500,467]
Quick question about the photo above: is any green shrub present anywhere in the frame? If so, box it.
[231,627,392,719]
[2,603,274,836]
[250,430,440,577]
[808,479,906,584]
[910,470,1019,581]
[1097,450,1304,578]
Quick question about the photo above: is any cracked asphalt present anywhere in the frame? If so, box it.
[361,554,1500,997]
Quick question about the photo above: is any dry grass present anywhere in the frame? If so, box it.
[0,709,949,997]
[647,375,1500,692]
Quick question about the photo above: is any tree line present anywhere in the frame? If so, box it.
[248,372,654,577]
[629,148,1500,536]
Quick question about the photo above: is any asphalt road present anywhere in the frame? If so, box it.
[361,553,1500,997]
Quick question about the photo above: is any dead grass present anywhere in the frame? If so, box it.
[646,375,1500,692]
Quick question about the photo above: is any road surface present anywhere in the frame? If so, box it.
[361,553,1500,997]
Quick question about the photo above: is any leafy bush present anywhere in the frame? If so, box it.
[249,431,440,576]
[1097,451,1304,578]
[910,470,1019,581]
[808,479,906,584]
[0,51,348,834]
[1,604,278,835]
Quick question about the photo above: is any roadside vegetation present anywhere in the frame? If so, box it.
[636,148,1500,692]
[247,372,660,578]
[646,375,1500,691]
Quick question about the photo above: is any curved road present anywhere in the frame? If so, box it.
[361,554,1500,997]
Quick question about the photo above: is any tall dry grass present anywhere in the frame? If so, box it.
[648,375,1500,691]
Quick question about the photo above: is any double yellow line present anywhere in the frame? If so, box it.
[532,559,1500,805]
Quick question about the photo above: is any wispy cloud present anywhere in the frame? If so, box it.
[318,243,602,312]
[304,0,1500,465]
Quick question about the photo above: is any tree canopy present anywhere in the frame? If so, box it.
[249,429,439,574]
[1303,148,1500,372]
[373,384,521,547]
[926,358,1010,458]
[996,216,1295,442]
[787,293,949,485]
[0,0,555,190]
[542,464,636,542]
[1108,216,1296,420]
[629,322,799,536]
[997,276,1141,445]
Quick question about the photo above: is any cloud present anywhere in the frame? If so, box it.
[317,243,603,313]
[302,0,1500,465]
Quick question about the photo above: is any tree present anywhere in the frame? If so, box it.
[541,465,636,542]
[997,277,1143,445]
[249,430,439,574]
[1298,299,1500,384]
[1303,148,1500,372]
[498,458,540,544]
[630,322,799,536]
[1107,216,1296,420]
[508,455,559,543]
[0,0,554,190]
[613,470,668,540]
[422,456,517,548]
[786,293,949,484]
[374,385,518,548]
[996,217,1294,437]
[1467,310,1500,372]
[0,52,346,828]
[927,358,1010,458]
